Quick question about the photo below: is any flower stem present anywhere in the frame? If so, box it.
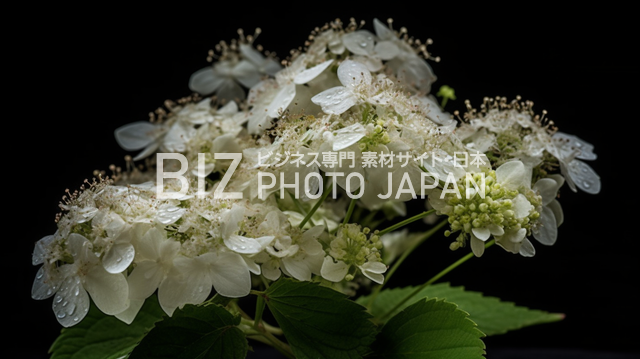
[342,188,361,225]
[378,239,495,322]
[241,318,295,359]
[367,219,448,309]
[298,177,332,229]
[254,295,265,328]
[376,210,435,236]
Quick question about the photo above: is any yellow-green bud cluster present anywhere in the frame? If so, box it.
[328,224,383,267]
[442,170,542,249]
[359,118,391,151]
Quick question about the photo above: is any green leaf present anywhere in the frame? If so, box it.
[358,282,564,336]
[368,298,486,358]
[264,278,377,359]
[128,302,247,359]
[49,295,165,359]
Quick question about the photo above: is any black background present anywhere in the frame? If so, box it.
[10,6,639,358]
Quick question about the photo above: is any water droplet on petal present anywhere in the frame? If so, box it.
[54,295,63,303]
[57,312,66,319]
[240,246,247,250]
[62,300,68,307]
[583,182,591,188]
[73,316,80,322]
[36,271,44,279]
[116,257,123,263]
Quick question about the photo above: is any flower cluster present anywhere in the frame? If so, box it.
[32,17,600,331]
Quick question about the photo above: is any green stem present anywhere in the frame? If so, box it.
[241,318,295,359]
[377,210,435,236]
[298,177,332,229]
[440,97,449,109]
[289,190,317,227]
[378,239,495,322]
[254,295,265,328]
[367,219,448,309]
[342,189,360,225]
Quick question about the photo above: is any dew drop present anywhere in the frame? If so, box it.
[116,257,123,263]
[73,316,80,322]
[57,312,66,319]
[240,246,247,250]
[55,295,63,303]
[46,289,53,296]
[74,287,80,296]
[583,182,591,189]
[36,271,44,279]
[62,300,68,307]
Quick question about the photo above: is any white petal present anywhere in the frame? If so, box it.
[84,266,129,315]
[156,205,186,225]
[496,160,528,190]
[294,59,334,84]
[239,44,266,66]
[533,178,562,205]
[567,159,601,194]
[115,299,145,325]
[243,256,262,275]
[360,261,387,274]
[103,242,135,274]
[261,259,282,281]
[337,59,372,88]
[342,31,375,56]
[52,274,90,327]
[487,224,505,236]
[552,132,597,160]
[301,224,326,242]
[533,206,558,245]
[512,193,534,219]
[373,18,394,40]
[132,142,161,161]
[204,251,252,298]
[320,256,349,282]
[232,59,263,88]
[214,78,247,103]
[221,205,244,238]
[311,86,358,115]
[360,269,384,285]
[470,234,485,257]
[158,258,212,316]
[282,257,312,281]
[225,234,273,254]
[393,56,437,93]
[267,84,296,118]
[127,261,164,300]
[471,227,491,241]
[188,66,224,95]
[332,123,366,151]
[511,228,527,243]
[300,237,324,256]
[32,266,57,300]
[32,234,55,265]
[427,189,450,213]
[518,238,536,257]
[374,41,400,60]
[114,121,162,151]
[547,199,564,227]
